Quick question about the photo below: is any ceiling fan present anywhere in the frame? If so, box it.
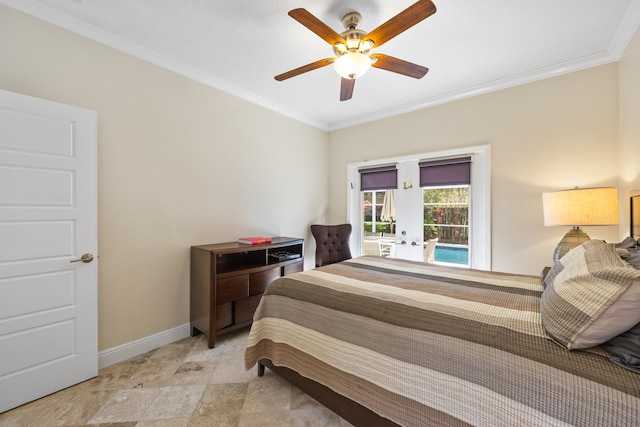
[275,0,437,101]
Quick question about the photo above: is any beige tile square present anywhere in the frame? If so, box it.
[148,341,195,363]
[185,331,247,363]
[193,383,248,418]
[74,363,141,392]
[0,389,114,427]
[135,419,190,427]
[209,356,254,384]
[141,385,206,420]
[187,414,240,426]
[242,371,293,414]
[170,361,219,386]
[120,348,159,365]
[44,389,116,426]
[128,361,181,387]
[289,407,345,427]
[238,409,297,427]
[87,388,159,424]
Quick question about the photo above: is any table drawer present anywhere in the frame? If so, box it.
[249,267,281,296]
[216,275,249,304]
[284,261,303,275]
[235,295,262,324]
[215,302,233,330]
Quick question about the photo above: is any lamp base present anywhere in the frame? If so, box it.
[553,227,590,263]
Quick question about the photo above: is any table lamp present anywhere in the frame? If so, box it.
[542,187,619,262]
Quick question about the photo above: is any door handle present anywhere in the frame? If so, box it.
[411,241,418,246]
[70,253,94,263]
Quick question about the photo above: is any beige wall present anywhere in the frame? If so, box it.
[0,6,329,350]
[619,26,640,224]
[328,64,621,275]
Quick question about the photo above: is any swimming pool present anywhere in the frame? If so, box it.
[434,246,468,265]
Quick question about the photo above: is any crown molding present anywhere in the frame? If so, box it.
[328,50,618,131]
[608,0,640,59]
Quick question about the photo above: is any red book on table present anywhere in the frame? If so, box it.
[238,236,272,245]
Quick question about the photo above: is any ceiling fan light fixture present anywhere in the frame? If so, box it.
[333,51,372,79]
[360,39,375,51]
[345,36,361,50]
[334,42,347,54]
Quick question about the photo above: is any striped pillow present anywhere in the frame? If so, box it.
[541,239,640,349]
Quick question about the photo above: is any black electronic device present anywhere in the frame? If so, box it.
[269,251,301,262]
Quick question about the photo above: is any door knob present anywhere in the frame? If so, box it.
[411,241,418,246]
[70,253,94,263]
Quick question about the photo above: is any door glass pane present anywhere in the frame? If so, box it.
[361,190,396,257]
[423,186,470,266]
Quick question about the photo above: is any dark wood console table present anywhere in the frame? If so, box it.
[190,237,304,348]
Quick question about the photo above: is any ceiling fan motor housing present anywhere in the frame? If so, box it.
[333,12,372,54]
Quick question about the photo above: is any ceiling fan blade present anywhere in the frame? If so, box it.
[340,78,355,101]
[371,54,429,79]
[275,58,334,81]
[288,8,345,46]
[366,0,436,48]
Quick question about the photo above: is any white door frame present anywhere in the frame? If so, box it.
[347,145,491,270]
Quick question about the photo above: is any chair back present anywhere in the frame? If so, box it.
[311,224,352,267]
[424,238,438,263]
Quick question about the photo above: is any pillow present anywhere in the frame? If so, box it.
[614,236,638,249]
[540,239,640,349]
[625,252,640,270]
[618,247,640,270]
[601,322,640,373]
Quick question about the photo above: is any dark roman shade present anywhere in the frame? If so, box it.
[419,157,471,187]
[359,165,398,191]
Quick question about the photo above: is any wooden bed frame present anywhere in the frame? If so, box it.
[258,359,399,426]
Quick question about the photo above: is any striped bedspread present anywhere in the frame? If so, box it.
[245,256,640,426]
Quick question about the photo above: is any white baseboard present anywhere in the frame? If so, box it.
[98,323,191,368]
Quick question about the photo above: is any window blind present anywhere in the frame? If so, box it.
[419,157,471,187]
[359,165,398,191]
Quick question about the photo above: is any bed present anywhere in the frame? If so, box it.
[245,241,640,426]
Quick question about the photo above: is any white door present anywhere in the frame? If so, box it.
[0,90,98,412]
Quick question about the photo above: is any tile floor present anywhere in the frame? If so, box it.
[0,329,353,426]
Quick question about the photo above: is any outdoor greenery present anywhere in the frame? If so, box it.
[362,187,469,244]
[423,187,469,244]
[362,191,393,233]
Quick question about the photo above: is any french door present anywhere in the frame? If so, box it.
[348,145,492,270]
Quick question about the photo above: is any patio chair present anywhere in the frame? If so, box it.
[424,238,438,263]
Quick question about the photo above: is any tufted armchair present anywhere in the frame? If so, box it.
[310,224,353,268]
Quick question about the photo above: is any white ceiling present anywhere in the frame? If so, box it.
[4,0,640,130]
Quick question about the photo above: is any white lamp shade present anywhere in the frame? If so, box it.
[542,187,619,226]
[333,52,372,79]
